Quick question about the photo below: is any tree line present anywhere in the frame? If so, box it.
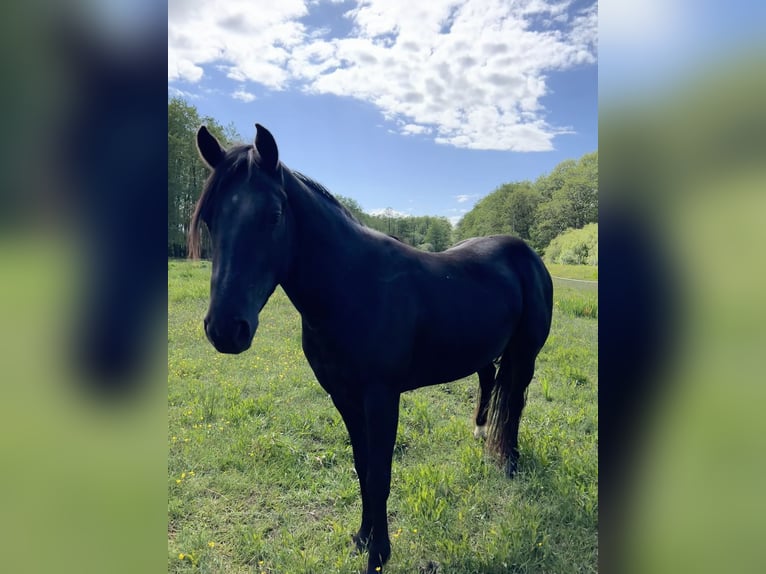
[333,197,453,252]
[168,98,596,258]
[454,151,598,254]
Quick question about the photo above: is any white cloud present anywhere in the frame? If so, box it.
[232,88,257,102]
[401,123,431,135]
[167,0,308,87]
[168,86,200,100]
[168,0,597,151]
[369,207,410,218]
[455,194,478,203]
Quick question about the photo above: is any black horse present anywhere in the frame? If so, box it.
[189,124,553,573]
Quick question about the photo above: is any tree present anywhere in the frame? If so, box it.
[544,223,598,266]
[423,217,453,252]
[454,182,539,242]
[335,195,366,221]
[334,196,455,252]
[529,151,598,252]
[167,98,240,257]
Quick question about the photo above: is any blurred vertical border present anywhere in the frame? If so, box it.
[599,1,766,573]
[0,1,167,572]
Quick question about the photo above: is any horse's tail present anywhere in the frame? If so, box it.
[485,351,523,475]
[486,245,553,476]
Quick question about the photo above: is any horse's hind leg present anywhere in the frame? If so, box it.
[488,347,538,476]
[505,350,537,475]
[473,362,496,438]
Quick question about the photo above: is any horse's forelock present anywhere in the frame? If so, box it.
[188,145,255,260]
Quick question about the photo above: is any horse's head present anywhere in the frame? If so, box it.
[190,124,292,354]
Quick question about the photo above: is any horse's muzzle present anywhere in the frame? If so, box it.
[204,315,255,354]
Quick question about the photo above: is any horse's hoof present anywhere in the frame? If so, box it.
[473,424,487,439]
[366,542,391,573]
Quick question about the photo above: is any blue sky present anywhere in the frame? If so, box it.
[169,0,597,224]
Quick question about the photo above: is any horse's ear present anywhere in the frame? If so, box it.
[197,126,225,169]
[254,123,279,172]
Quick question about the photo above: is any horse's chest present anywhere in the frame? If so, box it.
[301,323,409,390]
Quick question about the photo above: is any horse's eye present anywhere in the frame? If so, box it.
[269,211,282,225]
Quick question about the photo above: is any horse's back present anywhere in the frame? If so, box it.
[444,235,553,367]
[399,235,551,387]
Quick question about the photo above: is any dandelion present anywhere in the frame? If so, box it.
[178,553,185,560]
[208,541,215,548]
[175,479,181,484]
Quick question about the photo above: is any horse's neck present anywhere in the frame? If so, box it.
[280,173,363,321]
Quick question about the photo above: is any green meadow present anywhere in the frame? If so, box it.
[168,260,597,573]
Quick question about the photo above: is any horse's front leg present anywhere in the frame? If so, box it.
[362,384,400,573]
[330,394,372,550]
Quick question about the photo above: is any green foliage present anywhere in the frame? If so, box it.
[455,181,540,242]
[544,223,598,266]
[555,291,598,319]
[454,152,597,255]
[547,265,598,319]
[335,196,456,253]
[530,152,598,252]
[168,260,597,573]
[423,218,452,252]
[334,195,366,221]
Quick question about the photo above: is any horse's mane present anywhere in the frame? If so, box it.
[188,145,361,259]
[291,170,361,225]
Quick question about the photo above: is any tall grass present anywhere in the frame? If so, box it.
[556,292,598,319]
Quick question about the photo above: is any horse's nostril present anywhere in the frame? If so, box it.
[204,315,252,353]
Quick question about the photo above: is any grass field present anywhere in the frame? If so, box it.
[168,260,597,573]
[545,264,598,282]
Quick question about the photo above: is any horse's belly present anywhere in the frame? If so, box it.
[406,327,509,389]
